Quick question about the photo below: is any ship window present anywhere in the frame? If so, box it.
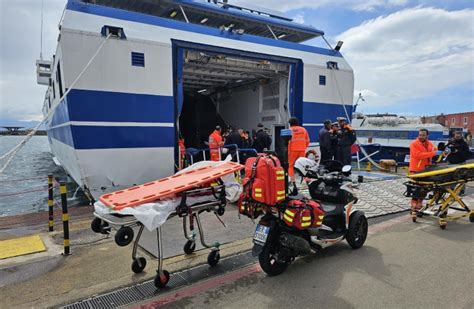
[131,52,145,67]
[319,75,326,86]
[327,61,339,70]
[56,62,64,99]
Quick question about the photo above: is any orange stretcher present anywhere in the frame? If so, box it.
[92,161,244,289]
[100,161,243,210]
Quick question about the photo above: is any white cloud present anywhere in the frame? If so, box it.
[231,0,408,12]
[292,13,305,24]
[0,0,65,121]
[337,7,474,108]
[353,0,409,12]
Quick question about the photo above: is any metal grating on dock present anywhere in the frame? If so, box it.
[61,251,256,309]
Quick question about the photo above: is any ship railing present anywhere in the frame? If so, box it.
[185,144,258,166]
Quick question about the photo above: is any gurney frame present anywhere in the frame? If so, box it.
[91,184,227,288]
[404,178,474,229]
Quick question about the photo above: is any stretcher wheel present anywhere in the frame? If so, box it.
[131,257,147,273]
[91,218,110,234]
[154,270,170,288]
[91,218,102,233]
[216,207,225,216]
[439,219,447,230]
[184,240,196,255]
[115,226,134,246]
[207,250,220,267]
[469,213,474,223]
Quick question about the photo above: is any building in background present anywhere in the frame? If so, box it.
[422,112,474,135]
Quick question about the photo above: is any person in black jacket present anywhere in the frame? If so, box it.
[447,131,470,164]
[318,119,335,163]
[253,123,272,153]
[335,117,357,165]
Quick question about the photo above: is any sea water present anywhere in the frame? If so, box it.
[0,136,86,217]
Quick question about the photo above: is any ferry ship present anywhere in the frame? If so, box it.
[36,0,354,199]
[352,112,449,163]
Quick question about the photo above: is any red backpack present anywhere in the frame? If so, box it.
[242,154,286,206]
[238,154,286,218]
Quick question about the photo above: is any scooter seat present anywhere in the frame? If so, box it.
[287,193,307,200]
[321,204,337,212]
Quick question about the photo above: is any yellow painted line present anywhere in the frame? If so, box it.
[0,235,46,259]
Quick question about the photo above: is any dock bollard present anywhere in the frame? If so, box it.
[48,175,54,232]
[366,162,372,172]
[60,182,70,255]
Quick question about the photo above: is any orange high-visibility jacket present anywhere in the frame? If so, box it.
[209,130,223,158]
[289,126,310,151]
[409,139,436,173]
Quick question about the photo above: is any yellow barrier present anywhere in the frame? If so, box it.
[60,182,70,255]
[48,175,54,232]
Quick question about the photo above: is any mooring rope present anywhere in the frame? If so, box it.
[0,34,112,175]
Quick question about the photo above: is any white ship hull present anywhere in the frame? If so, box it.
[41,1,355,199]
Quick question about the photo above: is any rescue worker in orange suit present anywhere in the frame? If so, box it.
[409,128,441,212]
[209,126,224,161]
[288,117,310,182]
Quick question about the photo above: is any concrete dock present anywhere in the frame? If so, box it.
[0,175,472,308]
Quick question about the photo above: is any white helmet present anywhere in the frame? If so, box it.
[294,157,318,177]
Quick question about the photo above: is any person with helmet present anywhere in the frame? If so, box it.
[335,117,356,165]
[288,117,310,182]
[209,126,224,161]
[319,119,335,164]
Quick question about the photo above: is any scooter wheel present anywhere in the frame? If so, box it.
[411,213,417,223]
[207,250,220,267]
[258,245,288,276]
[154,270,170,288]
[469,213,474,223]
[440,224,447,230]
[115,226,134,247]
[131,257,147,274]
[346,211,368,249]
[183,240,196,255]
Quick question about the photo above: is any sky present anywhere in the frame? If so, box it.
[0,0,473,124]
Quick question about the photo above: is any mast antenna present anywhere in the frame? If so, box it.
[40,0,44,60]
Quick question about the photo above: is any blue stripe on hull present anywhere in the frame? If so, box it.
[305,126,323,143]
[50,98,71,128]
[48,125,175,149]
[72,125,175,149]
[48,124,75,147]
[66,89,174,123]
[50,90,174,126]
